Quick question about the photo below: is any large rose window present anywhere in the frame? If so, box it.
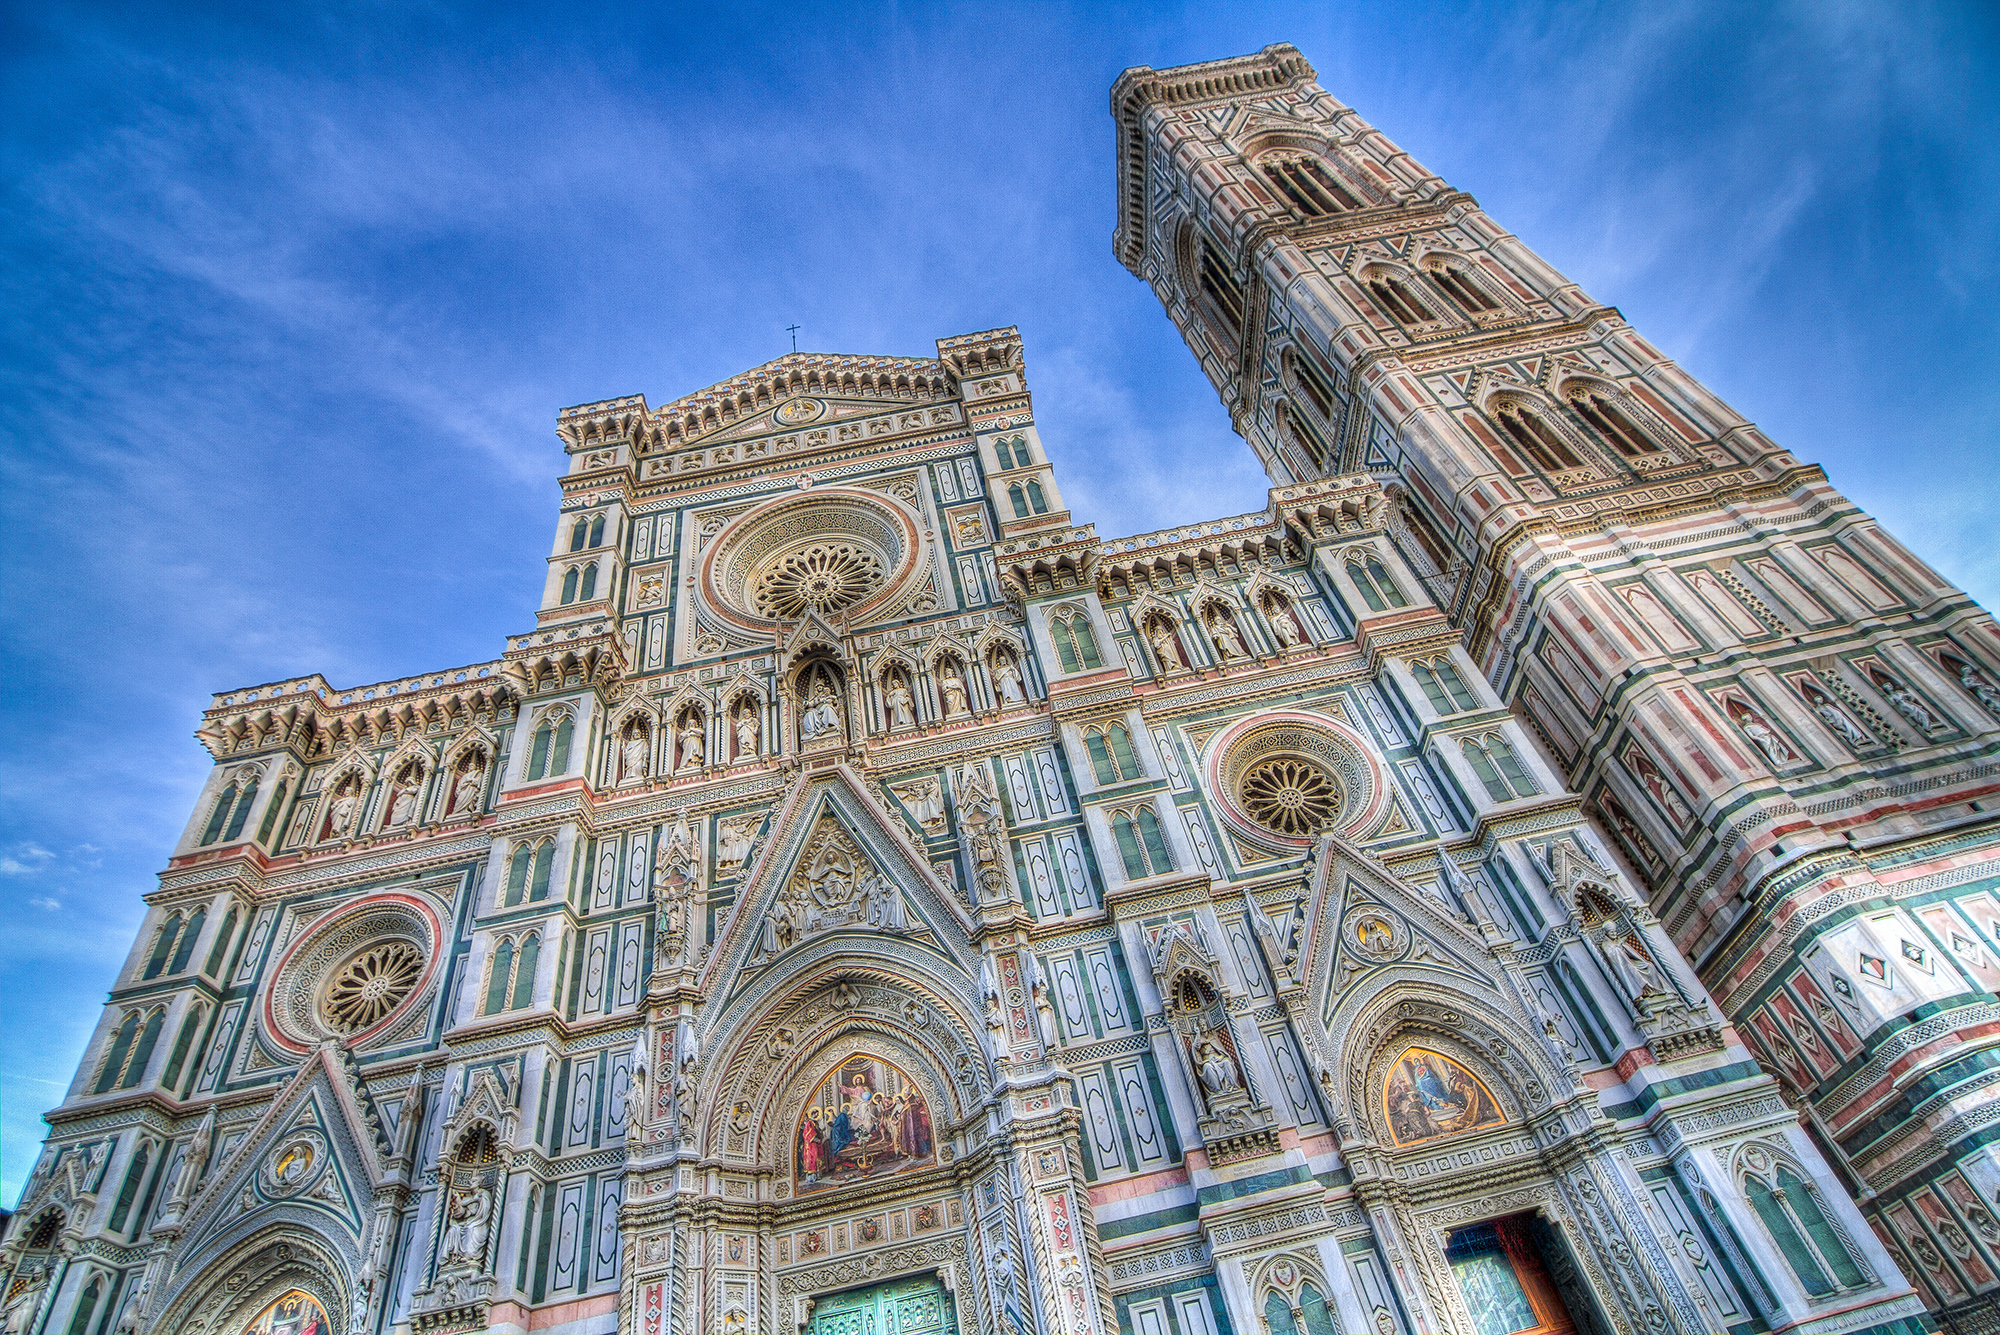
[1239,756,1341,837]
[323,941,425,1033]
[751,543,887,619]
[264,896,440,1051]
[700,491,926,630]
[1211,715,1378,847]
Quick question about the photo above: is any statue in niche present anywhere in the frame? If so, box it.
[2,1270,48,1335]
[882,672,916,729]
[1594,920,1668,1002]
[1147,617,1184,671]
[1207,608,1248,661]
[621,723,650,782]
[1800,682,1874,749]
[674,714,704,771]
[1265,593,1304,648]
[441,1182,492,1269]
[717,814,760,871]
[450,756,485,816]
[892,778,946,834]
[991,650,1026,706]
[384,770,420,827]
[325,779,361,839]
[939,662,971,718]
[1196,1040,1240,1098]
[1952,658,2000,719]
[1725,698,1798,767]
[798,663,845,745]
[1873,671,1941,733]
[733,705,759,760]
[1625,750,1695,827]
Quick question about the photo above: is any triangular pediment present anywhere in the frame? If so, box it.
[700,766,979,1005]
[173,1046,380,1267]
[1301,835,1500,1009]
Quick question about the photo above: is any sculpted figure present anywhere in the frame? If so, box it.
[1147,619,1182,671]
[1728,701,1798,767]
[1196,1039,1240,1097]
[385,779,418,827]
[1,1269,46,1335]
[326,789,359,838]
[1595,922,1667,1002]
[1209,614,1247,661]
[677,719,704,770]
[1880,678,1940,733]
[1959,663,2000,719]
[444,1184,492,1268]
[883,675,915,728]
[717,816,758,870]
[1803,685,1873,749]
[992,652,1026,705]
[733,711,759,758]
[452,766,483,815]
[622,731,649,781]
[800,687,842,743]
[939,666,970,718]
[1269,602,1303,647]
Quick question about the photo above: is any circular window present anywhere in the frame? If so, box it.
[1240,756,1341,837]
[750,542,887,619]
[323,941,425,1033]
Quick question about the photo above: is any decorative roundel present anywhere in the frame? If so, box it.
[702,489,927,630]
[323,941,425,1033]
[1208,712,1382,848]
[775,397,826,426]
[1239,755,1341,837]
[265,895,440,1051]
[750,542,886,619]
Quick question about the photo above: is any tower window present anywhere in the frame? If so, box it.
[1026,479,1048,515]
[95,1007,166,1093]
[1198,236,1246,338]
[168,907,207,974]
[1493,402,1583,471]
[162,1004,207,1094]
[68,1278,102,1335]
[588,514,605,547]
[1367,274,1434,326]
[1568,388,1660,458]
[1413,659,1479,714]
[1261,156,1363,216]
[202,906,239,977]
[569,518,587,552]
[143,914,183,980]
[1743,1160,1869,1296]
[1049,609,1102,673]
[254,780,289,845]
[1293,352,1338,421]
[1460,733,1538,802]
[485,932,542,1014]
[1008,483,1028,518]
[560,568,579,604]
[579,563,599,601]
[1427,261,1500,315]
[997,436,1031,469]
[526,711,573,782]
[1109,807,1173,880]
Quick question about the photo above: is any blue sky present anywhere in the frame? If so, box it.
[2,1,1994,1197]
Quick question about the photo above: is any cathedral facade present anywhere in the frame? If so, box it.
[4,41,1995,1335]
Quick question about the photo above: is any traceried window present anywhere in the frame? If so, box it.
[560,567,579,604]
[579,562,599,601]
[1346,554,1408,612]
[202,906,239,977]
[996,435,1031,469]
[160,1002,207,1094]
[1426,260,1500,315]
[751,542,887,618]
[1492,401,1583,471]
[1197,233,1247,343]
[1567,386,1661,458]
[93,1006,165,1093]
[107,1139,155,1235]
[323,940,425,1033]
[1240,755,1341,837]
[1084,723,1141,784]
[1292,350,1339,421]
[1049,608,1103,673]
[484,933,541,1015]
[254,779,289,845]
[1026,479,1048,514]
[1278,401,1332,469]
[1743,1157,1869,1297]
[569,518,588,552]
[200,773,260,846]
[1264,1281,1341,1335]
[503,838,556,907]
[1412,659,1479,714]
[525,711,573,782]
[167,907,206,975]
[1109,806,1173,880]
[1460,733,1538,802]
[1261,155,1363,216]
[588,514,605,547]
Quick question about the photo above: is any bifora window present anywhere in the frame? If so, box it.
[751,542,887,619]
[322,940,425,1033]
[1240,755,1341,837]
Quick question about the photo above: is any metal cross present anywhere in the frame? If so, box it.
[787,324,801,353]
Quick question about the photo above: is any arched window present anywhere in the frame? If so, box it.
[1461,734,1538,802]
[1427,261,1500,315]
[1412,660,1478,714]
[588,514,605,547]
[95,1012,141,1094]
[203,907,239,976]
[161,1003,206,1093]
[1008,483,1029,518]
[579,563,599,601]
[511,933,541,1009]
[255,779,289,845]
[67,1276,101,1335]
[551,715,574,774]
[121,1009,165,1090]
[1367,273,1433,325]
[569,518,588,552]
[1568,387,1660,458]
[143,915,183,980]
[168,907,207,974]
[1278,401,1332,468]
[1197,233,1247,342]
[1346,555,1408,612]
[1049,609,1102,673]
[484,939,515,1015]
[1084,724,1140,784]
[560,567,579,604]
[1261,156,1363,215]
[997,436,1031,469]
[1744,1161,1869,1296]
[1025,479,1048,515]
[1110,807,1172,880]
[504,843,533,907]
[1292,351,1338,421]
[1297,1282,1338,1335]
[198,784,236,846]
[1266,1291,1299,1335]
[1493,401,1583,471]
[108,1141,152,1232]
[526,716,554,781]
[529,840,556,902]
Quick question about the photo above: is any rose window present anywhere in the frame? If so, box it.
[751,543,887,619]
[1239,756,1341,837]
[322,941,425,1033]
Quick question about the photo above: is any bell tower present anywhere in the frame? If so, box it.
[1115,43,2000,1323]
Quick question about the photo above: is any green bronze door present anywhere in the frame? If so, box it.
[804,1274,956,1335]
